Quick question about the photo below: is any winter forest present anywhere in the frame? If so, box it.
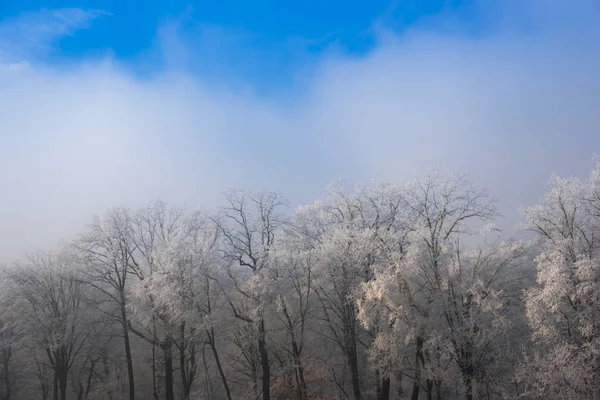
[1,162,600,400]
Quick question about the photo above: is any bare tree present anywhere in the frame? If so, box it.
[4,250,92,400]
[76,208,139,400]
[215,190,288,400]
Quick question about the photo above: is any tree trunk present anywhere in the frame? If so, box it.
[410,337,424,400]
[120,301,135,400]
[258,318,270,400]
[162,339,174,400]
[152,319,158,400]
[201,343,212,399]
[348,345,361,400]
[179,326,196,400]
[179,342,190,400]
[52,369,58,400]
[291,340,307,400]
[208,328,232,400]
[395,370,404,399]
[465,374,473,400]
[342,303,361,400]
[380,377,391,400]
[58,370,67,400]
[426,380,433,400]
[84,358,97,400]
[462,349,474,400]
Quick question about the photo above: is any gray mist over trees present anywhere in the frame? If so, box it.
[2,163,600,399]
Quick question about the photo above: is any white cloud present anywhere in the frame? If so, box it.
[0,8,107,63]
[1,3,599,262]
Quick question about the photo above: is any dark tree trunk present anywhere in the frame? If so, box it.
[347,345,361,400]
[462,348,474,400]
[343,303,361,400]
[465,374,473,400]
[120,301,135,400]
[179,325,196,400]
[410,337,424,400]
[207,328,232,400]
[152,320,158,400]
[380,377,391,400]
[179,342,192,400]
[162,339,174,400]
[280,299,308,400]
[396,370,404,399]
[58,370,67,400]
[410,381,420,400]
[426,380,433,400]
[291,340,307,400]
[55,350,68,400]
[84,358,97,400]
[52,370,58,400]
[258,318,270,400]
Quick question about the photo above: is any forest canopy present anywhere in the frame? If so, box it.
[1,162,600,400]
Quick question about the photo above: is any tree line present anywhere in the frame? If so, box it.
[1,162,599,400]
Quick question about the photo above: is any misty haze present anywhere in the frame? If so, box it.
[1,1,600,399]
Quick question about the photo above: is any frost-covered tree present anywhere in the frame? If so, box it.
[75,207,139,400]
[215,190,288,400]
[358,172,524,400]
[126,200,189,400]
[520,164,600,399]
[291,182,409,400]
[266,239,316,400]
[3,250,93,400]
[130,201,232,400]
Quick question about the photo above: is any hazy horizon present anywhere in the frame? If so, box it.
[1,0,600,263]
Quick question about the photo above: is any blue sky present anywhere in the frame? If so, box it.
[0,1,509,91]
[1,0,600,261]
[1,1,468,55]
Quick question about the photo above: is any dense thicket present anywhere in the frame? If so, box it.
[1,163,600,400]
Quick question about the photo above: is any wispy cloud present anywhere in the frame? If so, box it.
[1,2,600,262]
[0,8,107,62]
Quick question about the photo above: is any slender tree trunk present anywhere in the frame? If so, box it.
[179,342,189,400]
[207,328,232,400]
[426,380,433,400]
[162,339,174,400]
[342,303,361,400]
[120,300,135,400]
[201,343,212,399]
[380,377,391,400]
[152,318,158,400]
[291,341,307,400]
[84,358,97,400]
[463,350,474,400]
[52,368,58,400]
[347,343,361,400]
[58,368,67,400]
[258,318,270,400]
[411,337,424,400]
[396,370,404,399]
[465,374,473,400]
[179,326,196,400]
[281,299,308,400]
[410,380,420,400]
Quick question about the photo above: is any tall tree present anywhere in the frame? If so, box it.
[215,190,288,400]
[76,208,139,400]
[4,250,92,400]
[520,165,600,399]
